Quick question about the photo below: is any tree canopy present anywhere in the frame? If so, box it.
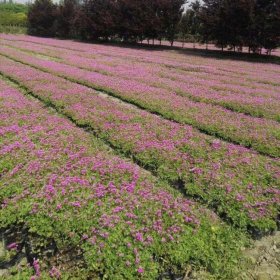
[180,0,280,53]
[27,0,280,53]
[28,0,186,45]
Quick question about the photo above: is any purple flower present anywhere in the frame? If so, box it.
[135,232,144,242]
[226,185,232,193]
[184,217,193,223]
[71,201,81,208]
[56,204,62,210]
[82,234,89,240]
[212,140,221,150]
[7,242,18,250]
[33,259,40,277]
[137,267,144,274]
[49,266,61,278]
[236,194,245,201]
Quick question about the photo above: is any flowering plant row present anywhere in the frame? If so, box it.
[0,78,248,279]
[1,37,279,122]
[0,44,279,158]
[0,56,279,234]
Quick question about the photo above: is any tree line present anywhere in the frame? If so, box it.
[28,0,185,46]
[28,0,280,53]
[180,0,280,54]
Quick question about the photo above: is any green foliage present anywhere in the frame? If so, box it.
[0,2,28,34]
[199,0,280,52]
[0,11,27,26]
[0,3,28,13]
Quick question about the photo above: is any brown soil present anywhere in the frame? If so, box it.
[240,231,280,280]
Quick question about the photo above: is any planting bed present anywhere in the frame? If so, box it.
[0,35,279,279]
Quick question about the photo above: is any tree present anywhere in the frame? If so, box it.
[223,0,255,51]
[199,0,280,53]
[254,0,280,54]
[54,0,78,38]
[78,0,119,40]
[158,0,186,46]
[27,0,57,36]
[25,0,279,54]
[143,0,162,43]
[117,0,143,41]
[180,0,202,47]
[200,0,232,50]
[69,2,87,39]
[199,0,218,48]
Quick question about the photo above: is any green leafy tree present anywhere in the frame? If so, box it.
[180,0,202,47]
[158,0,186,46]
[254,0,280,54]
[223,0,255,51]
[200,0,280,53]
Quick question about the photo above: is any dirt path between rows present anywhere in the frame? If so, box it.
[240,231,280,280]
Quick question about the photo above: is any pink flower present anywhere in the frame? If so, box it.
[82,234,89,240]
[71,201,81,208]
[226,185,232,193]
[184,217,193,223]
[89,236,96,244]
[212,140,221,150]
[45,184,56,195]
[49,266,61,278]
[56,204,62,210]
[247,183,253,190]
[189,167,203,175]
[113,206,124,213]
[33,259,40,277]
[137,267,144,274]
[146,236,153,243]
[100,232,109,239]
[7,242,18,250]
[236,194,245,201]
[135,232,144,242]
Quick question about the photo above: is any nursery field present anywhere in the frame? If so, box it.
[0,35,279,279]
